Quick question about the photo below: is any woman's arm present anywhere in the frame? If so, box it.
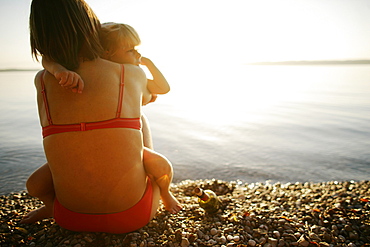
[140,57,170,95]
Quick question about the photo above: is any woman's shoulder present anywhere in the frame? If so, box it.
[92,59,145,77]
[33,70,43,90]
[34,69,55,89]
[78,59,121,79]
[123,64,147,81]
[93,58,121,71]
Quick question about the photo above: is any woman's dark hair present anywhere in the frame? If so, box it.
[30,0,103,70]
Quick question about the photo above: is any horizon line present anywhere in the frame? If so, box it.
[1,59,370,71]
[247,59,370,65]
[0,68,42,72]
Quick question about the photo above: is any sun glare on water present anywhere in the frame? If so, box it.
[160,64,313,127]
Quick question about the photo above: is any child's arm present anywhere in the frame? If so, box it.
[140,57,170,95]
[42,56,84,94]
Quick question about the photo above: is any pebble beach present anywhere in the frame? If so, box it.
[1,179,369,247]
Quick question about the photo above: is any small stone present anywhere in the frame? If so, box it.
[349,231,359,240]
[188,233,196,243]
[278,219,286,224]
[323,231,332,242]
[224,227,233,233]
[208,239,217,245]
[268,237,278,247]
[277,240,286,247]
[297,235,309,247]
[147,241,155,247]
[338,235,346,242]
[309,232,320,241]
[248,239,256,246]
[219,235,227,244]
[197,230,204,239]
[84,236,93,243]
[70,239,78,245]
[181,238,190,247]
[344,225,353,232]
[318,243,330,247]
[210,228,218,235]
[259,237,267,244]
[273,230,280,238]
[140,240,147,247]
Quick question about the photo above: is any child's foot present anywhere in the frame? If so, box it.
[20,206,53,224]
[161,192,182,214]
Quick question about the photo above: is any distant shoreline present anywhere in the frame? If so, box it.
[0,68,41,72]
[1,60,370,71]
[247,59,370,65]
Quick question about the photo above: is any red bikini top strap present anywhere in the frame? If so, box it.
[116,65,125,118]
[40,71,53,125]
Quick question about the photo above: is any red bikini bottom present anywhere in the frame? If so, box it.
[54,177,153,234]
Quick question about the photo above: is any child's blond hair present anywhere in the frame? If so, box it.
[99,22,141,57]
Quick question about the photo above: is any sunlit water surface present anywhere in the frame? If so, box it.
[1,65,369,194]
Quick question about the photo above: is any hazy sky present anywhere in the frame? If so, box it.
[1,0,370,69]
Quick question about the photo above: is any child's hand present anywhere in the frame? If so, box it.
[55,71,84,94]
[140,57,151,66]
[143,94,158,105]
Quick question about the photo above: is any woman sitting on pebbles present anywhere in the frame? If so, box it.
[24,0,180,234]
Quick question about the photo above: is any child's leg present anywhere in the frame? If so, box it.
[20,163,55,223]
[141,114,181,213]
[141,114,153,150]
[143,147,182,214]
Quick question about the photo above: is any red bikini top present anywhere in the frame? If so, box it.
[41,65,141,138]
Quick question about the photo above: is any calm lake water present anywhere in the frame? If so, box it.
[0,65,369,195]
